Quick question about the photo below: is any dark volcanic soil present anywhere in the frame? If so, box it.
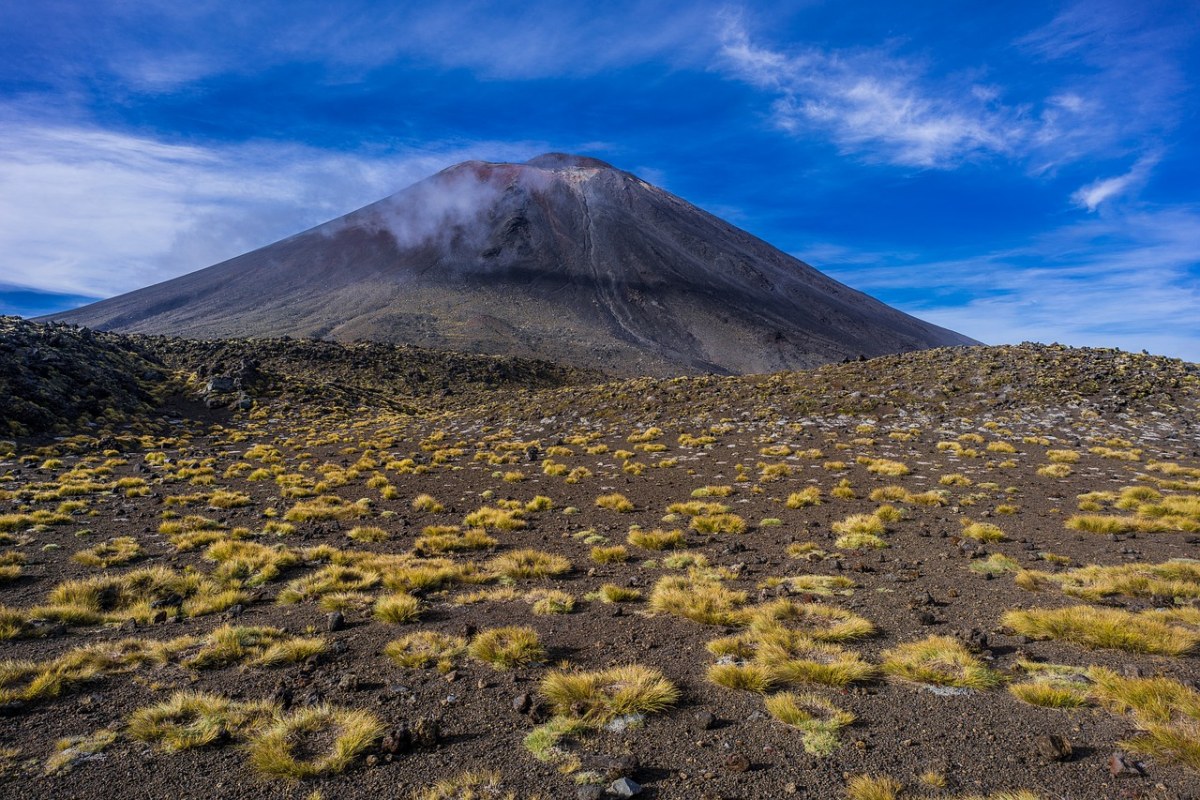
[1,332,1198,799]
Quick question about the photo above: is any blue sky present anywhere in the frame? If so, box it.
[2,1,1198,360]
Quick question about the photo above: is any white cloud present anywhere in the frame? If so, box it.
[717,5,1189,177]
[810,206,1200,362]
[717,14,1026,169]
[1072,153,1160,212]
[0,117,542,298]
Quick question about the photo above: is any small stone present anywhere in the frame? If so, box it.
[576,787,604,800]
[723,754,751,773]
[1035,734,1072,763]
[513,692,532,713]
[694,711,717,731]
[609,777,642,797]
[1109,751,1144,777]
[326,611,345,632]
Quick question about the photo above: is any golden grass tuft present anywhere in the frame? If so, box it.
[1002,606,1197,656]
[346,526,389,542]
[384,631,466,672]
[373,593,422,624]
[627,527,686,550]
[961,521,1006,542]
[595,493,635,512]
[487,548,571,579]
[129,690,276,751]
[72,536,143,568]
[540,664,679,722]
[468,626,545,669]
[185,625,327,668]
[786,487,822,508]
[881,635,1001,689]
[247,705,385,779]
[748,599,876,642]
[845,775,903,800]
[649,575,746,626]
[764,691,854,755]
[690,513,746,535]
[590,545,629,564]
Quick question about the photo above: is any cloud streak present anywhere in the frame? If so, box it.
[718,15,1024,169]
[717,4,1189,176]
[813,205,1200,361]
[0,115,541,298]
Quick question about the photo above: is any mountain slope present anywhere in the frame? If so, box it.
[45,153,976,376]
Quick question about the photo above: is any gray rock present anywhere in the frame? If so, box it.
[609,777,642,797]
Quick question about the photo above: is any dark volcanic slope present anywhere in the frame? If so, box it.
[46,153,976,376]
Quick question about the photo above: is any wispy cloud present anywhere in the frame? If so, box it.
[0,115,541,298]
[717,4,1190,175]
[1072,152,1160,211]
[717,13,1024,168]
[812,205,1200,361]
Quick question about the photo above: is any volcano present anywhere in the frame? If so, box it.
[45,153,975,375]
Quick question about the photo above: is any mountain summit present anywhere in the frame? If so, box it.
[46,154,975,375]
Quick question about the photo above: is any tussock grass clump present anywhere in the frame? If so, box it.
[590,545,628,564]
[129,690,276,751]
[1019,559,1200,602]
[73,536,143,568]
[44,729,119,775]
[707,662,776,693]
[595,493,635,512]
[833,514,885,537]
[463,505,526,530]
[774,574,855,595]
[277,565,380,604]
[961,521,1006,542]
[410,494,445,513]
[373,593,422,624]
[487,549,571,579]
[1037,464,1073,478]
[649,575,747,626]
[284,495,372,522]
[764,691,854,755]
[707,627,876,689]
[690,513,746,535]
[845,775,904,800]
[247,705,385,779]
[786,487,822,508]
[692,485,734,497]
[667,500,729,517]
[748,599,876,642]
[540,664,679,723]
[1001,606,1198,656]
[1065,514,1132,534]
[206,539,299,586]
[346,526,389,543]
[881,635,1001,689]
[970,553,1020,576]
[627,527,685,550]
[384,631,467,672]
[413,525,497,555]
[412,771,537,800]
[590,584,642,603]
[530,590,575,615]
[46,566,243,623]
[185,625,326,668]
[862,458,910,476]
[1089,667,1200,771]
[469,626,545,669]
